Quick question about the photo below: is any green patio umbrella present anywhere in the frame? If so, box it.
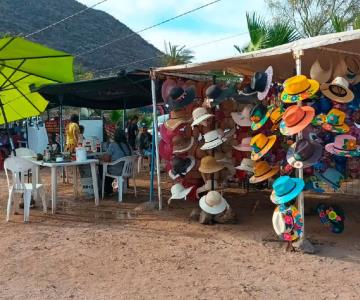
[0,36,74,150]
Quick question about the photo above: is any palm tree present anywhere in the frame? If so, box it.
[163,41,194,66]
[234,12,299,53]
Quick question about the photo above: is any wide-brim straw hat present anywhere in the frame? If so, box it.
[272,206,303,241]
[201,129,227,150]
[250,134,277,161]
[310,59,332,84]
[199,190,228,215]
[270,176,305,205]
[250,104,274,131]
[325,134,360,157]
[320,77,354,103]
[168,156,195,180]
[281,75,319,103]
[198,155,225,174]
[172,136,194,154]
[165,109,192,131]
[280,105,315,136]
[191,107,214,127]
[249,161,279,183]
[235,158,254,173]
[168,184,193,204]
[287,139,323,169]
[231,104,253,127]
[233,137,252,152]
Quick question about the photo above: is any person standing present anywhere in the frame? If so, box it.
[65,114,80,153]
[127,116,138,150]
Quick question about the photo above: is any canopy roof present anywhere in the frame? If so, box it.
[36,71,161,110]
[154,29,360,80]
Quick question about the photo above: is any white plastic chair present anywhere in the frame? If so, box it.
[101,155,138,202]
[13,147,36,157]
[4,157,47,223]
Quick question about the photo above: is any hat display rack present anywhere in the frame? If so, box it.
[158,54,360,245]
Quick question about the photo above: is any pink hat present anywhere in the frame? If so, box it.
[233,137,252,152]
[325,134,360,157]
[159,123,186,144]
[159,140,173,161]
[161,78,177,103]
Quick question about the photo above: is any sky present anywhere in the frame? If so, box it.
[77,0,268,63]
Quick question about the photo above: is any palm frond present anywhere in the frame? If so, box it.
[267,20,299,47]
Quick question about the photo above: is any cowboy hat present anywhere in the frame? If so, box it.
[315,168,344,190]
[272,206,303,241]
[199,190,228,215]
[231,104,253,127]
[310,59,332,84]
[250,133,277,161]
[325,134,360,157]
[279,105,315,136]
[168,183,193,205]
[200,129,226,150]
[191,107,214,127]
[251,66,273,100]
[167,86,196,111]
[249,160,279,183]
[281,75,319,103]
[172,135,194,154]
[198,155,225,174]
[287,138,323,169]
[168,156,195,180]
[205,84,237,106]
[321,108,350,134]
[321,77,354,103]
[270,176,305,205]
[250,103,273,131]
[233,137,252,152]
[235,158,254,173]
[165,109,192,131]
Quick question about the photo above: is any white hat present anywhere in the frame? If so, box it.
[257,66,273,100]
[191,107,214,127]
[233,137,252,152]
[310,59,332,84]
[235,158,254,173]
[320,77,354,103]
[200,129,227,150]
[272,207,286,236]
[231,104,252,127]
[168,183,193,204]
[196,180,219,197]
[199,190,228,215]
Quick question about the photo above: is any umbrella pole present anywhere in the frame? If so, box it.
[0,98,15,156]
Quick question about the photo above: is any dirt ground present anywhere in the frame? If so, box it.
[0,169,360,300]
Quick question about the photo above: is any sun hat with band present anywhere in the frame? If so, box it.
[231,104,253,127]
[321,108,350,134]
[200,129,227,150]
[271,176,305,205]
[205,84,237,106]
[281,75,320,103]
[235,158,254,173]
[250,103,274,131]
[315,168,344,190]
[172,135,194,154]
[272,205,303,242]
[165,108,192,131]
[269,106,284,131]
[250,133,277,161]
[320,77,354,103]
[325,134,360,157]
[167,86,196,111]
[250,66,273,100]
[249,160,279,184]
[287,138,323,169]
[233,137,252,152]
[168,183,193,205]
[168,156,195,180]
[199,190,228,215]
[191,107,214,127]
[198,155,225,174]
[279,105,315,136]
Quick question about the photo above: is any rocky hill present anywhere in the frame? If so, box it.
[0,0,163,75]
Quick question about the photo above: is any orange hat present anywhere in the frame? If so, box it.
[279,105,315,136]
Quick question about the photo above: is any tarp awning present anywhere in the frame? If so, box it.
[35,71,162,110]
[154,29,360,80]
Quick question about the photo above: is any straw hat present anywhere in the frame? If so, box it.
[250,133,277,161]
[165,109,192,131]
[206,84,237,106]
[200,129,227,150]
[199,190,228,215]
[172,135,194,154]
[279,105,315,136]
[191,107,214,127]
[321,108,350,133]
[198,155,225,174]
[269,106,284,131]
[310,59,332,84]
[320,77,354,103]
[168,156,195,180]
[235,158,254,173]
[272,206,303,241]
[249,160,279,183]
[333,57,360,84]
[167,86,196,111]
[251,66,273,100]
[231,104,253,127]
[168,183,193,205]
[325,134,360,157]
[250,103,273,131]
[233,137,252,152]
[270,176,305,205]
[281,75,319,103]
[287,138,323,169]
[315,168,344,190]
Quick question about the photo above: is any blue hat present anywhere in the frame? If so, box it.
[311,97,333,115]
[315,168,344,190]
[270,176,305,205]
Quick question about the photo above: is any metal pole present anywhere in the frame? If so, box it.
[149,124,156,202]
[150,72,162,210]
[59,95,64,152]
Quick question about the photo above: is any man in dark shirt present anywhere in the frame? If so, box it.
[138,123,152,156]
[127,116,138,149]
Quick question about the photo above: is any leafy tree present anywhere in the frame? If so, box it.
[234,12,299,53]
[266,0,360,37]
[163,41,194,66]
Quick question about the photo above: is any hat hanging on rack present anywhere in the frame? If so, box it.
[270,176,305,205]
[250,133,277,161]
[279,105,315,136]
[321,108,350,134]
[249,160,280,184]
[250,66,273,100]
[167,86,196,111]
[231,104,253,127]
[315,168,344,191]
[168,183,194,205]
[168,156,196,180]
[286,138,323,169]
[309,59,332,84]
[250,103,274,131]
[325,134,360,157]
[199,190,228,215]
[205,84,237,106]
[320,77,354,103]
[281,75,319,103]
